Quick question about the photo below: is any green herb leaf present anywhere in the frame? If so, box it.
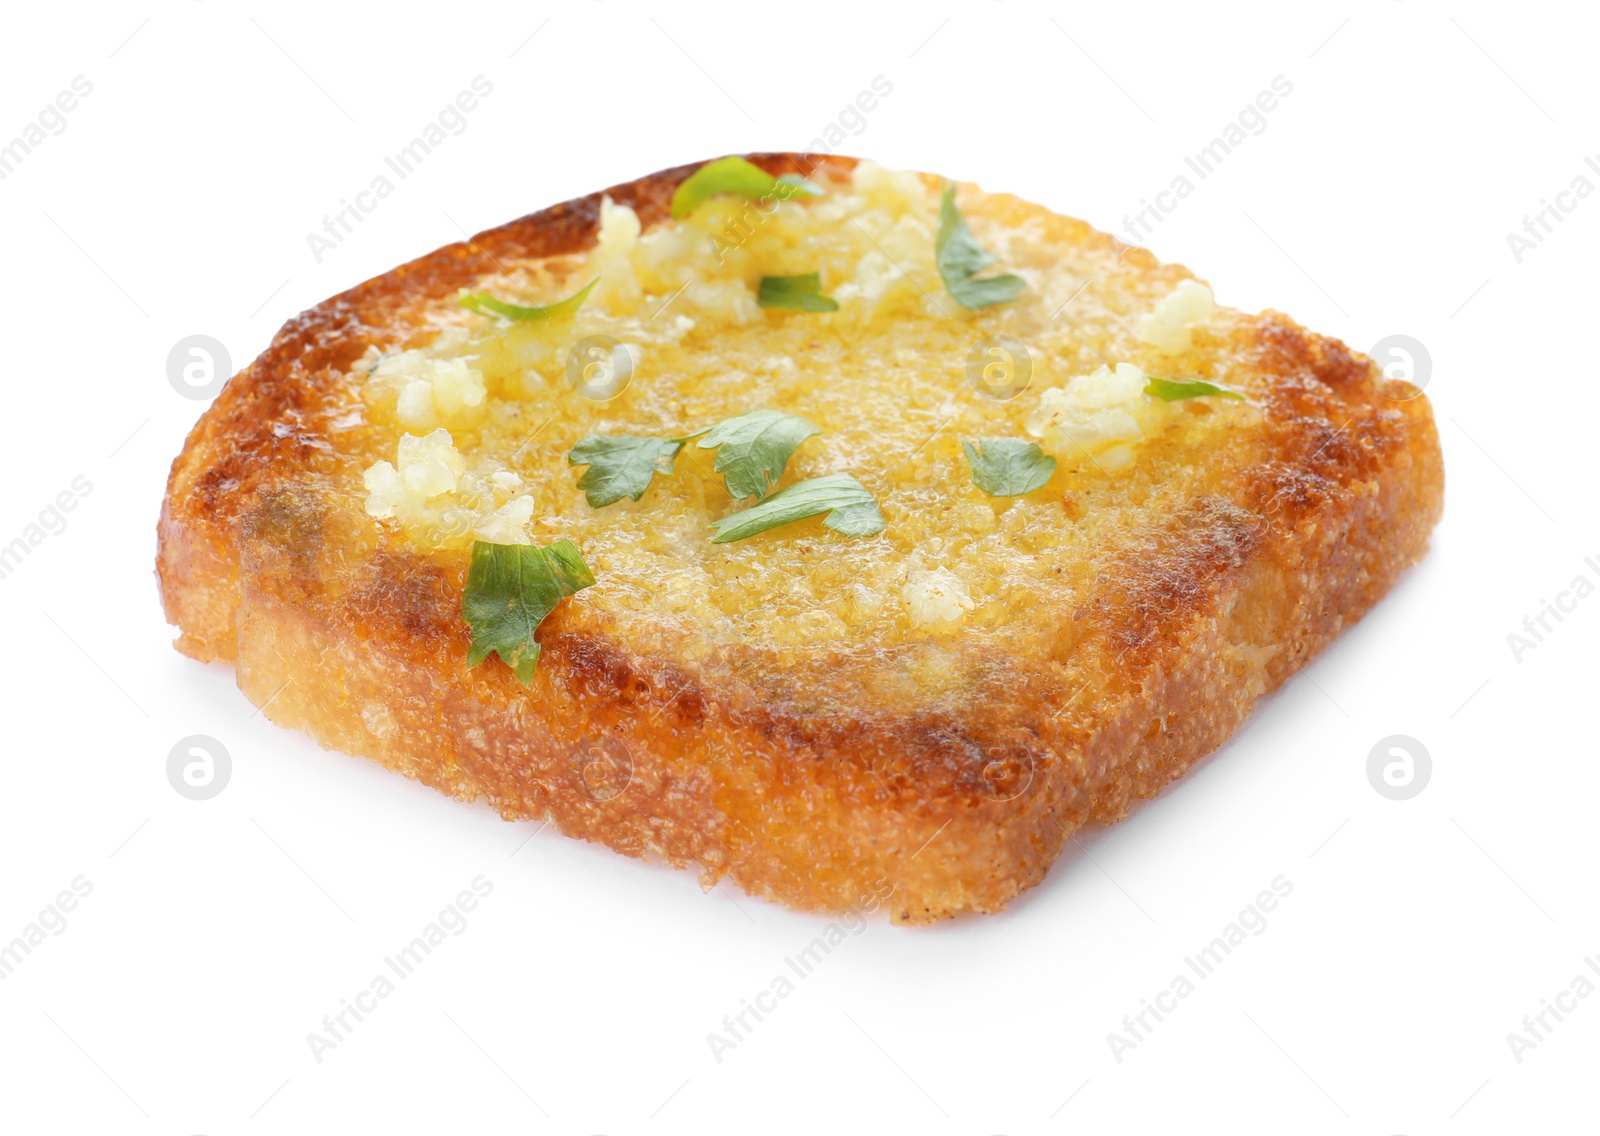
[961,438,1057,497]
[757,272,839,312]
[936,183,1024,310]
[568,435,685,508]
[1144,376,1246,402]
[459,277,599,321]
[671,156,823,219]
[696,409,822,501]
[709,474,885,543]
[462,539,596,685]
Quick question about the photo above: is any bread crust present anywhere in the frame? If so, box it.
[158,154,1443,923]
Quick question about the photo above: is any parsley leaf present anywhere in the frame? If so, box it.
[671,156,824,220]
[710,474,885,543]
[757,272,839,312]
[1144,376,1246,402]
[697,409,821,501]
[961,438,1056,497]
[462,539,595,685]
[459,277,598,321]
[936,183,1024,310]
[568,435,685,508]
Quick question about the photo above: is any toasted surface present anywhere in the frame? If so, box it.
[158,153,1443,922]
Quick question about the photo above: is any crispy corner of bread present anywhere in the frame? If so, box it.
[157,153,1442,923]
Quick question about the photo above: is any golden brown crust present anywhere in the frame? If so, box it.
[157,154,1443,923]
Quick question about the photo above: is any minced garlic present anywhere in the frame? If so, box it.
[363,429,534,546]
[1135,279,1214,354]
[903,567,977,627]
[1025,363,1172,473]
[369,349,487,432]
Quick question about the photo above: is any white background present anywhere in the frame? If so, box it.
[1,2,1594,1132]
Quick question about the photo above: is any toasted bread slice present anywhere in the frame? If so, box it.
[158,153,1442,923]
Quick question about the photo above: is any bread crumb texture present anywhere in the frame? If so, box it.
[348,162,1262,676]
